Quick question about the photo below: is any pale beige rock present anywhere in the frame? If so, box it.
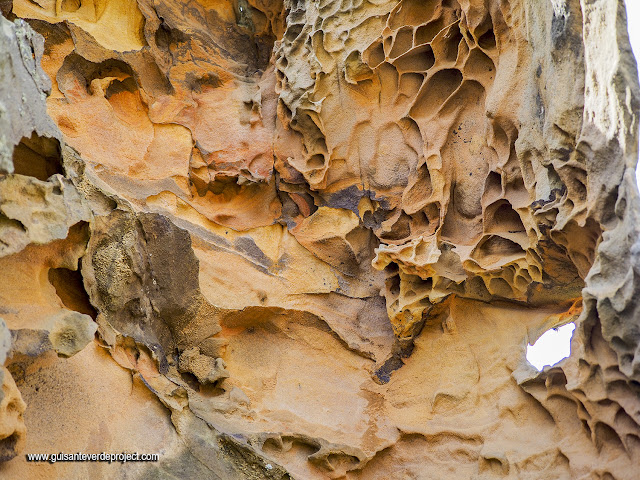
[0,320,10,365]
[0,366,26,463]
[47,310,97,357]
[178,346,230,385]
[0,174,91,257]
[1,0,640,478]
[0,15,62,175]
[0,319,25,464]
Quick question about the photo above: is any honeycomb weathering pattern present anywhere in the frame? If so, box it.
[274,0,600,337]
[0,0,639,478]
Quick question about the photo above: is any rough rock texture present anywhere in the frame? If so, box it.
[0,0,639,478]
[0,318,26,463]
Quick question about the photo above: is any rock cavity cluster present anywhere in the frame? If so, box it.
[0,0,639,478]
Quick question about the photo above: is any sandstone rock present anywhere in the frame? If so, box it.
[0,319,10,364]
[47,311,97,357]
[0,174,92,257]
[1,0,640,478]
[0,15,62,175]
[0,366,26,463]
[0,14,99,469]
[9,329,52,358]
[178,346,230,385]
[0,318,26,464]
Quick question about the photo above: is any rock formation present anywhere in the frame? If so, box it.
[0,0,639,478]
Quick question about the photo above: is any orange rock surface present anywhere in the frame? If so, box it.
[1,0,640,478]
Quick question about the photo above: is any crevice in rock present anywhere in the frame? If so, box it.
[11,132,63,181]
[48,262,97,320]
[0,432,20,462]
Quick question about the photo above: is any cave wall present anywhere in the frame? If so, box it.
[0,0,639,478]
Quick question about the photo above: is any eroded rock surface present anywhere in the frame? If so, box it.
[0,0,639,478]
[0,318,26,463]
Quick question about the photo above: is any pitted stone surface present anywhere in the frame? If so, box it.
[0,1,639,479]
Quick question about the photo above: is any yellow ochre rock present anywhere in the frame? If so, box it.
[0,0,639,478]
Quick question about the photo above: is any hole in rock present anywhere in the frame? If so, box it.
[284,24,303,43]
[398,72,425,97]
[410,68,462,120]
[475,235,524,260]
[485,200,525,234]
[105,76,139,99]
[394,46,435,72]
[390,27,414,58]
[441,26,464,63]
[60,0,81,13]
[365,41,385,68]
[307,154,325,169]
[12,133,63,181]
[48,266,97,319]
[415,19,446,45]
[478,28,496,50]
[526,323,575,371]
[0,432,20,462]
[378,211,412,241]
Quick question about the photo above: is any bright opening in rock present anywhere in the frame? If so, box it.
[526,322,576,371]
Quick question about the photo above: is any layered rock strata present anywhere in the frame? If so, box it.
[0,0,639,478]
